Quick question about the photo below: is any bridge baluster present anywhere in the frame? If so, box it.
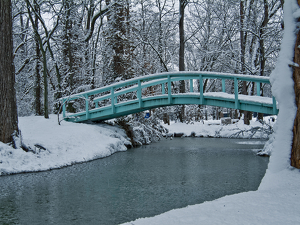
[138,80,142,108]
[257,82,261,96]
[199,75,203,104]
[162,83,165,95]
[168,75,172,104]
[111,87,115,114]
[222,79,225,92]
[85,95,89,120]
[234,77,239,109]
[190,79,193,92]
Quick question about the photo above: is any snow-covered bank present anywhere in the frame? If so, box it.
[0,115,275,176]
[0,115,273,176]
[163,118,275,139]
[121,168,299,225]
[0,115,131,175]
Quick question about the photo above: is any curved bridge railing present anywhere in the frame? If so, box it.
[60,71,278,123]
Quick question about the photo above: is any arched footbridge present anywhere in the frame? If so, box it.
[60,72,278,123]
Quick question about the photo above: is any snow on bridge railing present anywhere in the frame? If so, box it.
[59,71,277,122]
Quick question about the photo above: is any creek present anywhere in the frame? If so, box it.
[0,138,268,225]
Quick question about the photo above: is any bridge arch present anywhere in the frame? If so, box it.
[60,71,278,123]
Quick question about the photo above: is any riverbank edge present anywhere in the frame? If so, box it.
[0,115,275,176]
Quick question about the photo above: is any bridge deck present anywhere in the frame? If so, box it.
[60,72,278,123]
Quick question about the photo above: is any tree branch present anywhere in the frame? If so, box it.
[84,6,110,42]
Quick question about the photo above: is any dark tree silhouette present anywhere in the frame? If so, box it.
[0,0,19,145]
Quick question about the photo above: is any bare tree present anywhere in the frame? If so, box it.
[0,0,19,145]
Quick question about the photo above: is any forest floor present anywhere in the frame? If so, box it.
[0,115,299,224]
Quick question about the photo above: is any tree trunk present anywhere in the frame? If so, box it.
[0,0,19,144]
[179,0,187,123]
[34,0,42,116]
[240,0,250,125]
[25,0,49,118]
[291,0,300,169]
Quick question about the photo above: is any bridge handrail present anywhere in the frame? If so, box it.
[60,71,275,120]
[60,72,270,100]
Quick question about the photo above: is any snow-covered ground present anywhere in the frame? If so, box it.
[0,115,131,175]
[164,118,275,139]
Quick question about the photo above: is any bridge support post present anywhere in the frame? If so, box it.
[138,80,142,108]
[199,75,203,104]
[111,87,115,114]
[257,82,261,96]
[234,77,239,109]
[222,79,225,92]
[168,75,172,104]
[85,95,89,120]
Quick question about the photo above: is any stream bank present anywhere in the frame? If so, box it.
[0,115,275,176]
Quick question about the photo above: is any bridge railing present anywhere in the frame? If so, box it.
[60,71,277,121]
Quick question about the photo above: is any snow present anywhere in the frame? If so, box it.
[0,115,131,175]
[164,118,275,139]
[266,0,298,174]
[203,92,274,105]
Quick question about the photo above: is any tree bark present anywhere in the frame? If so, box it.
[0,0,19,144]
[34,0,42,116]
[291,0,300,169]
[240,0,250,125]
[179,0,187,123]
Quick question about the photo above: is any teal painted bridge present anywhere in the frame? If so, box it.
[60,71,278,123]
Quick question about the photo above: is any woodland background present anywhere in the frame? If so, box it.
[13,0,283,121]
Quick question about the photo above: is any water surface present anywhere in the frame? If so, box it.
[0,138,268,225]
